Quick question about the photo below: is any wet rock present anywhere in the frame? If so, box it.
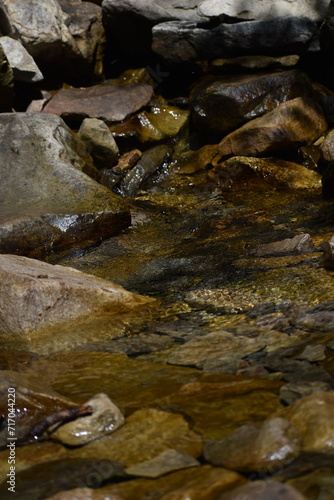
[198,0,329,21]
[58,0,105,80]
[297,344,327,362]
[204,55,300,74]
[264,357,334,387]
[0,255,154,335]
[43,83,153,124]
[125,449,199,478]
[208,157,321,191]
[294,302,334,331]
[78,118,119,169]
[113,149,142,174]
[279,381,332,405]
[71,408,202,466]
[175,144,217,174]
[152,18,318,63]
[0,113,130,256]
[214,98,327,159]
[117,144,170,197]
[191,70,314,137]
[218,479,307,500]
[50,393,125,446]
[0,36,43,83]
[281,391,334,453]
[109,102,189,144]
[204,417,301,473]
[184,288,261,313]
[250,234,315,257]
[0,44,13,111]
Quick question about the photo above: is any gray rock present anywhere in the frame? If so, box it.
[280,381,331,405]
[0,43,13,111]
[0,113,130,256]
[0,36,43,83]
[0,255,154,335]
[152,17,318,63]
[250,234,315,257]
[43,83,153,124]
[50,393,125,446]
[297,344,327,362]
[78,118,119,169]
[118,144,170,197]
[125,449,199,478]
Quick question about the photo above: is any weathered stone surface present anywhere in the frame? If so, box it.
[215,98,327,159]
[0,43,13,111]
[78,118,119,169]
[43,83,153,124]
[0,0,85,82]
[0,113,130,256]
[297,344,327,362]
[125,449,199,478]
[191,70,314,137]
[152,18,318,63]
[109,102,189,144]
[208,157,321,191]
[71,408,202,466]
[279,381,332,405]
[58,0,105,80]
[320,128,334,162]
[117,144,171,197]
[204,417,301,473]
[294,302,334,331]
[45,466,245,500]
[50,393,125,446]
[218,479,307,500]
[0,36,43,83]
[280,391,334,453]
[250,234,315,257]
[0,255,154,335]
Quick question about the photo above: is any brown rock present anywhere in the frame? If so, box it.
[209,157,321,190]
[215,97,327,159]
[218,479,307,500]
[191,70,314,137]
[43,83,153,124]
[125,449,199,478]
[0,255,154,335]
[250,234,315,257]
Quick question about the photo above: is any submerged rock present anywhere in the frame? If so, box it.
[42,83,153,124]
[214,97,327,159]
[0,36,43,83]
[279,381,331,405]
[250,234,315,257]
[0,113,130,256]
[218,479,307,500]
[209,157,321,190]
[191,70,314,137]
[125,449,199,478]
[0,255,154,335]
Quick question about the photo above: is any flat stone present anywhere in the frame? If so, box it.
[152,18,318,63]
[0,255,154,336]
[50,393,125,446]
[42,83,153,124]
[191,70,314,137]
[250,234,315,257]
[204,417,301,473]
[0,36,43,82]
[214,98,327,159]
[0,113,130,257]
[208,157,321,191]
[125,449,199,478]
[218,479,307,500]
[70,408,202,466]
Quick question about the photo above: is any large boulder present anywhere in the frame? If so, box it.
[214,97,327,159]
[191,70,314,137]
[152,17,319,63]
[0,0,104,83]
[0,113,130,257]
[0,255,154,336]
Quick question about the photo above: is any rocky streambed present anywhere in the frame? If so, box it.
[3,1,334,499]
